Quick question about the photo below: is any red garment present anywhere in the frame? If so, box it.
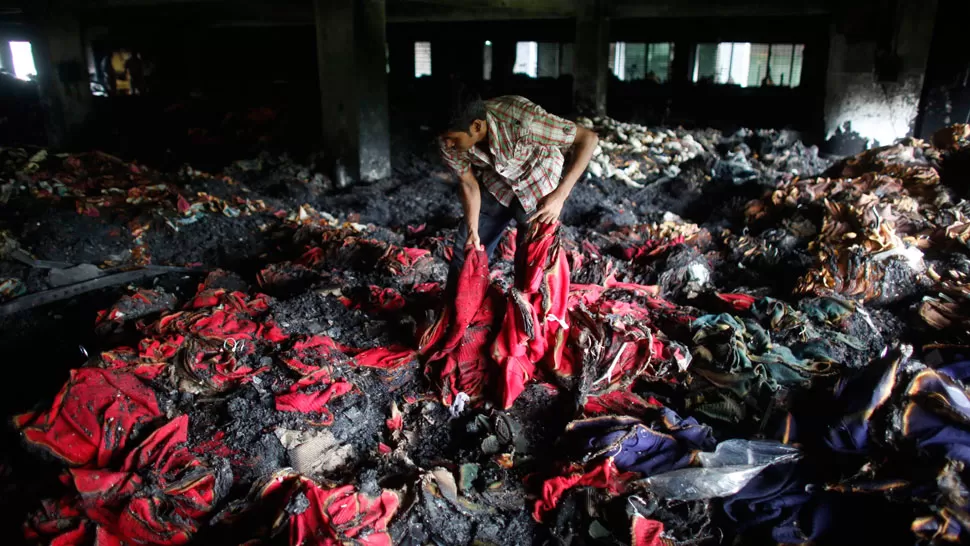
[276,380,354,416]
[67,416,222,545]
[354,346,416,371]
[369,286,406,312]
[381,246,431,275]
[420,249,498,405]
[100,347,168,380]
[716,292,757,311]
[631,515,665,546]
[252,469,400,546]
[275,372,354,423]
[621,235,686,262]
[492,223,570,408]
[532,459,636,522]
[283,335,353,375]
[135,287,285,392]
[14,368,161,468]
[583,390,664,419]
[498,228,517,261]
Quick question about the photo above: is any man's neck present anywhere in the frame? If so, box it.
[475,121,490,154]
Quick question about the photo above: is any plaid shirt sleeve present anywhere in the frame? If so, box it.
[525,102,577,148]
[438,138,471,177]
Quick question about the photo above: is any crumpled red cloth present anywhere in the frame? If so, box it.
[69,415,224,544]
[717,292,757,311]
[100,347,169,380]
[420,249,499,405]
[275,374,354,422]
[250,469,400,546]
[129,284,286,392]
[14,368,161,468]
[583,390,665,419]
[95,289,177,335]
[492,222,570,408]
[26,416,225,545]
[631,515,665,546]
[532,459,636,522]
[283,335,353,375]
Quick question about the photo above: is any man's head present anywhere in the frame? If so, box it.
[438,85,487,153]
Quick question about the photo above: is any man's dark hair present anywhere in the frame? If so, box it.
[436,83,486,134]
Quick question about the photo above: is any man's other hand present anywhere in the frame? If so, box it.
[529,192,565,224]
[465,230,484,251]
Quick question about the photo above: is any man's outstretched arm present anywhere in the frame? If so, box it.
[530,126,599,224]
[458,170,485,250]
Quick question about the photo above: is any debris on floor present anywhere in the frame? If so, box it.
[5,123,970,545]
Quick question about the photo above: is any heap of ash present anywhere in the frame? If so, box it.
[7,121,970,545]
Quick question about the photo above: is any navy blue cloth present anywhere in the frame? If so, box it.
[565,411,716,476]
[722,462,833,544]
[824,355,904,454]
[901,361,970,466]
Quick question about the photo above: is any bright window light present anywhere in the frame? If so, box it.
[513,41,538,78]
[10,41,36,81]
[483,41,493,80]
[414,42,432,78]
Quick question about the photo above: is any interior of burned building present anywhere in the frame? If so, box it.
[1,0,970,544]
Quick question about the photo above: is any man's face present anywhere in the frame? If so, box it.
[441,120,486,153]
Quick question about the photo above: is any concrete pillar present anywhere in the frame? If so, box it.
[31,10,93,151]
[491,40,516,91]
[823,0,937,153]
[915,0,970,138]
[315,0,391,184]
[388,37,414,82]
[573,0,609,115]
[671,40,691,84]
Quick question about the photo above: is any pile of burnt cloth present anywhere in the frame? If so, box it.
[13,123,970,546]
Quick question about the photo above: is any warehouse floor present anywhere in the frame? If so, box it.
[1,120,969,545]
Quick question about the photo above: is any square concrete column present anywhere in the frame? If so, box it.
[31,11,93,151]
[823,0,937,153]
[573,1,609,116]
[315,0,391,184]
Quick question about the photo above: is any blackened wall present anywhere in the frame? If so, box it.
[915,0,970,138]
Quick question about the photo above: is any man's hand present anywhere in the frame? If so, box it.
[465,230,483,251]
[529,192,565,224]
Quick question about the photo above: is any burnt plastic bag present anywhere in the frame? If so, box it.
[637,439,801,501]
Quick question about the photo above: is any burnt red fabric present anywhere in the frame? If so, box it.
[133,287,286,391]
[498,228,517,261]
[716,292,757,311]
[100,347,168,380]
[24,497,87,544]
[275,382,354,415]
[252,470,400,546]
[29,416,224,545]
[382,246,431,275]
[369,286,406,312]
[420,249,498,405]
[492,223,570,408]
[532,459,636,522]
[283,335,352,375]
[583,390,665,419]
[66,415,223,545]
[631,515,665,546]
[14,368,160,468]
[275,369,354,422]
[354,346,416,371]
[622,235,686,262]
